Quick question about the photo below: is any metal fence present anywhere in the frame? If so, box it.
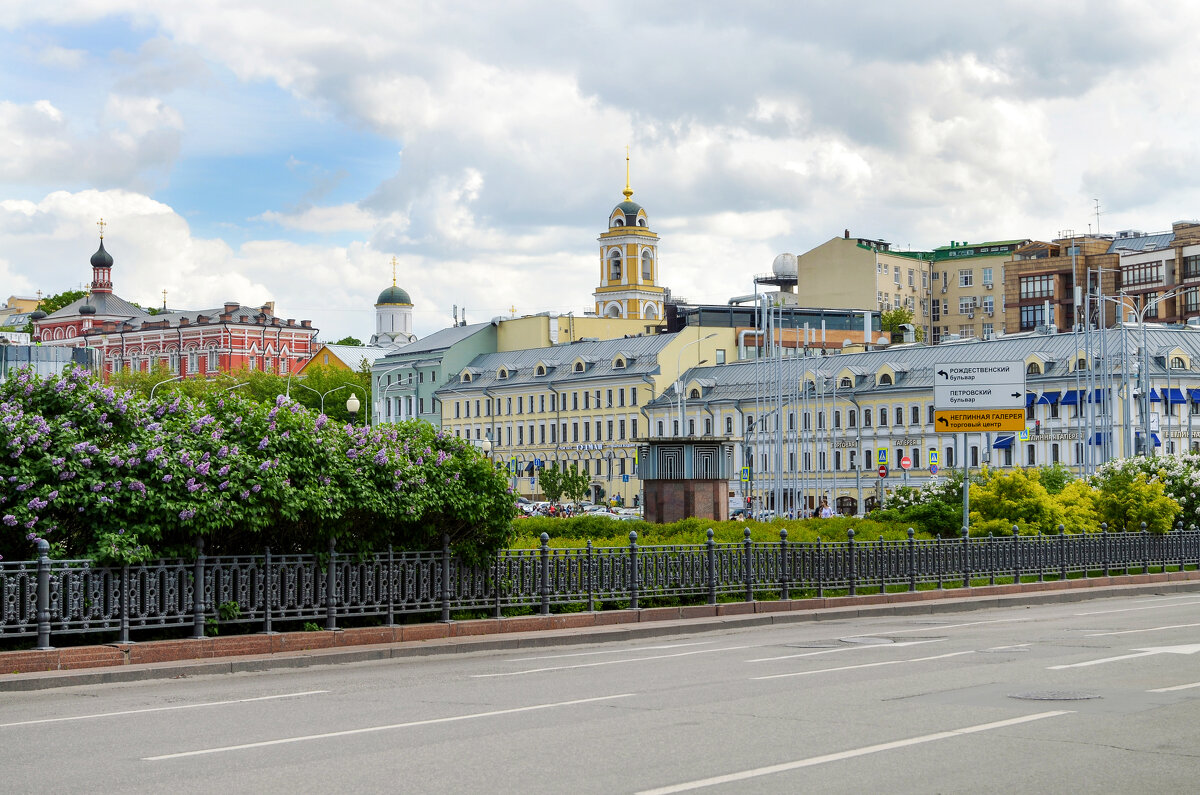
[4,525,1199,649]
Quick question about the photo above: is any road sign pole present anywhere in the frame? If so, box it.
[961,432,970,532]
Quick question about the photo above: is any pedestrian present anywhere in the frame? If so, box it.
[819,498,833,519]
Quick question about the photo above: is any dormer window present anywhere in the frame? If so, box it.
[690,388,700,399]
[879,373,893,386]
[461,372,473,383]
[839,377,852,388]
[497,368,508,379]
[1027,362,1041,375]
[574,362,584,372]
[536,365,546,376]
[613,358,625,369]
[1171,356,1187,369]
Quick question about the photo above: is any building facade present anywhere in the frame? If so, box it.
[33,235,317,378]
[592,164,667,321]
[436,329,735,502]
[646,325,1200,516]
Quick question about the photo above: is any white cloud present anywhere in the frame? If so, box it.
[255,203,380,233]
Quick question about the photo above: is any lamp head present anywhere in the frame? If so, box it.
[346,393,361,414]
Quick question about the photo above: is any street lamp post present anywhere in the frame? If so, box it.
[346,392,361,426]
[1122,287,1181,457]
[676,332,718,434]
[293,382,359,415]
[149,375,184,400]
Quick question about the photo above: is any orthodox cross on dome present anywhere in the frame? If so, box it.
[96,217,106,240]
[510,305,516,317]
[162,289,168,310]
[623,146,633,201]
[391,255,398,287]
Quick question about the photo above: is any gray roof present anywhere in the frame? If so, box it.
[47,293,148,320]
[1107,232,1175,254]
[648,326,1200,407]
[316,343,387,371]
[436,334,672,394]
[375,322,491,362]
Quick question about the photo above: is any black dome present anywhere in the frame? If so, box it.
[30,309,46,321]
[90,240,113,269]
[80,304,96,316]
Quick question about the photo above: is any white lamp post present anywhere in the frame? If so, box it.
[346,392,361,426]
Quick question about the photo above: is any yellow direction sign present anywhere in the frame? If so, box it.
[934,409,1025,433]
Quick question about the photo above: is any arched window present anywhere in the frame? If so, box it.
[606,305,622,318]
[637,217,647,227]
[612,215,624,227]
[745,414,754,431]
[643,304,658,320]
[574,362,584,372]
[608,250,622,280]
[657,420,664,436]
[1027,362,1042,375]
[641,250,653,280]
[535,365,546,376]
[840,376,852,388]
[1171,356,1187,370]
[1077,357,1086,370]
[689,388,700,399]
[725,416,733,434]
[879,373,893,385]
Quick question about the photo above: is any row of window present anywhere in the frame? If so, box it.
[452,387,639,419]
[453,417,640,446]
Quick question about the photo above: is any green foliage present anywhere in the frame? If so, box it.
[1054,480,1099,535]
[880,307,924,342]
[1092,467,1179,533]
[969,468,1064,536]
[870,470,968,537]
[538,462,566,503]
[334,336,364,346]
[547,463,591,503]
[1037,462,1075,495]
[0,367,515,563]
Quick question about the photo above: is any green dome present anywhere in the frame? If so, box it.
[612,200,647,228]
[377,285,412,305]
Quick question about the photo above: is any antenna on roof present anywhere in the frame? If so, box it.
[1093,198,1103,235]
[452,304,458,325]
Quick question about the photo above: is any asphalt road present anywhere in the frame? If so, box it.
[3,592,1199,794]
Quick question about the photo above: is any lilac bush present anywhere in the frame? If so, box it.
[0,368,514,563]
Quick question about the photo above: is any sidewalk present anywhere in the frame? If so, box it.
[3,569,1198,691]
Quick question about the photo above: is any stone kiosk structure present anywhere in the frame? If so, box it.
[637,437,734,523]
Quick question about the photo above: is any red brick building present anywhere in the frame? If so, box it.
[32,234,317,378]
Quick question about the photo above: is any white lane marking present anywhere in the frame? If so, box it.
[1148,681,1200,693]
[472,645,755,678]
[881,618,1028,634]
[748,638,945,662]
[1075,597,1200,616]
[1048,643,1200,670]
[511,642,712,661]
[0,691,329,729]
[1086,622,1200,637]
[751,650,974,680]
[144,693,635,761]
[984,643,1031,650]
[636,710,1073,794]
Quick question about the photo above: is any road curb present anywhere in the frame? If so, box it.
[3,578,1198,692]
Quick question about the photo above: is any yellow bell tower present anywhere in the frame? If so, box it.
[593,151,666,321]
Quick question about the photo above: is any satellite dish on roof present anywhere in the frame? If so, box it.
[771,253,798,278]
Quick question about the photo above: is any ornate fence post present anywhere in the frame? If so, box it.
[1101,523,1109,577]
[1175,521,1185,571]
[1012,526,1021,586]
[440,533,451,624]
[1037,531,1045,583]
[263,546,273,634]
[1058,524,1067,581]
[35,538,52,650]
[706,529,716,606]
[907,528,916,592]
[586,540,595,613]
[779,529,789,601]
[192,536,206,640]
[1141,522,1149,575]
[988,532,996,586]
[493,552,503,619]
[628,531,639,610]
[744,527,754,603]
[325,536,337,631]
[961,526,970,589]
[539,532,551,616]
[847,528,857,597]
[816,536,824,598]
[386,545,395,626]
[120,564,130,644]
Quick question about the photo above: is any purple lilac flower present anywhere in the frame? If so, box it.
[2,515,16,526]
[162,474,173,483]
[186,478,202,493]
[373,449,387,465]
[196,461,211,476]
[129,481,146,494]
[218,446,229,458]
[178,509,195,521]
[259,461,270,471]
[251,484,261,493]
[16,483,30,492]
[218,465,229,477]
[240,490,250,500]
[47,490,58,500]
[258,437,269,450]
[218,481,230,491]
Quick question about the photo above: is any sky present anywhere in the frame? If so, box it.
[4,1,1200,342]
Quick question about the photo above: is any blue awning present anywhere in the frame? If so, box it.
[1164,388,1187,405]
[1149,388,1162,403]
[1189,388,1200,403]
[1025,392,1037,407]
[1135,431,1163,447]
[992,435,1014,449]
[1089,431,1112,445]
[1037,391,1061,404]
[1090,389,1107,403]
[1060,389,1081,405]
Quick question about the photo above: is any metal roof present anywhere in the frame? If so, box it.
[436,334,672,394]
[1108,232,1175,254]
[647,326,1200,407]
[375,322,491,361]
[314,344,387,371]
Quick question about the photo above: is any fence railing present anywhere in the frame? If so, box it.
[4,524,1199,649]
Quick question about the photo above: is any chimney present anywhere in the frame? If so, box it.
[844,229,850,239]
[300,320,312,328]
[239,315,248,323]
[224,302,238,315]
[219,312,231,322]
[179,316,190,326]
[287,319,296,327]
[261,302,275,315]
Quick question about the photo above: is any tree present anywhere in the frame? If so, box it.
[1092,468,1179,533]
[539,463,566,503]
[561,464,592,503]
[22,289,87,333]
[880,307,925,342]
[969,468,1064,536]
[334,336,364,346]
